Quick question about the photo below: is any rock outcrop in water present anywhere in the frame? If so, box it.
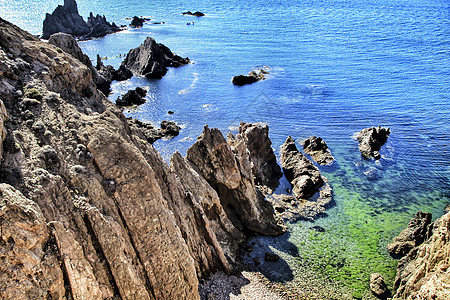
[116,87,147,106]
[355,126,391,160]
[0,18,286,299]
[390,211,450,299]
[301,136,334,165]
[121,37,190,79]
[232,68,269,86]
[42,0,120,40]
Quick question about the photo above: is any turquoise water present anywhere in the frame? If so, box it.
[2,0,449,297]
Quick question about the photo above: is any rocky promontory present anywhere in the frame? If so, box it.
[42,0,120,40]
[0,18,285,299]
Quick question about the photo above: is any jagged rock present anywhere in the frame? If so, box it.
[232,68,268,86]
[355,126,391,160]
[94,55,132,95]
[0,100,8,158]
[86,13,120,38]
[301,136,334,165]
[182,11,205,17]
[42,0,90,39]
[264,252,280,262]
[187,126,286,236]
[370,273,389,298]
[0,184,66,299]
[116,87,147,106]
[281,136,324,199]
[160,120,180,137]
[392,211,450,299]
[42,0,121,40]
[121,37,190,79]
[230,122,282,190]
[387,211,432,258]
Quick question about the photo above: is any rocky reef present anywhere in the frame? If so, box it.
[42,0,120,40]
[389,211,450,299]
[355,126,391,160]
[0,18,286,299]
[121,37,190,79]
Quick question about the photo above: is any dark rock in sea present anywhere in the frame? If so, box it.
[95,55,132,94]
[370,273,389,298]
[127,118,163,143]
[42,0,121,40]
[228,122,282,191]
[355,126,391,160]
[301,136,334,165]
[281,136,324,199]
[387,211,432,259]
[168,110,174,115]
[116,87,147,106]
[160,120,180,137]
[130,16,150,28]
[232,67,268,86]
[121,37,190,79]
[182,11,205,17]
[310,225,325,232]
[253,257,261,266]
[264,252,280,262]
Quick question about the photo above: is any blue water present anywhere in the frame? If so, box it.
[2,0,449,297]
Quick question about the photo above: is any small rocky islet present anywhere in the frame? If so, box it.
[0,1,449,299]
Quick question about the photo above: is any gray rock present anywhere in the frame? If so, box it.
[301,136,334,165]
[355,126,391,160]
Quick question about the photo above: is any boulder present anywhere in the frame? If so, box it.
[280,136,324,199]
[42,0,121,40]
[301,136,334,165]
[230,122,282,190]
[370,273,389,298]
[387,211,432,258]
[121,37,190,79]
[130,16,150,28]
[116,87,147,106]
[392,211,450,299]
[355,126,391,160]
[160,120,180,137]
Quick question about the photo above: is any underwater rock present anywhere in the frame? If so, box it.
[121,37,190,79]
[264,252,280,262]
[301,136,334,165]
[355,126,391,160]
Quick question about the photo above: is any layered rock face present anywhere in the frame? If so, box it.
[0,18,285,299]
[355,126,390,160]
[121,37,190,79]
[392,211,450,299]
[42,0,120,40]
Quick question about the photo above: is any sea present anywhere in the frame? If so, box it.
[1,0,449,298]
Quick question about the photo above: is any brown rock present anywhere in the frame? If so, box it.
[355,126,390,160]
[392,211,450,299]
[370,273,389,298]
[0,100,7,158]
[301,136,334,165]
[264,252,280,262]
[387,211,432,258]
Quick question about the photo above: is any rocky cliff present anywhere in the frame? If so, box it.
[391,211,450,299]
[0,18,285,299]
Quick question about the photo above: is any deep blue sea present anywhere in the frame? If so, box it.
[2,0,449,297]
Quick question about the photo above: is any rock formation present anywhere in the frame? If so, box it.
[276,136,333,220]
[387,211,432,259]
[232,68,269,86]
[130,16,150,28]
[391,211,450,299]
[370,273,389,298]
[0,18,287,299]
[182,11,205,17]
[230,122,282,190]
[121,37,190,79]
[42,0,120,40]
[355,126,391,160]
[0,100,7,158]
[116,87,147,106]
[301,136,334,165]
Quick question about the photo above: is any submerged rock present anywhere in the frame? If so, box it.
[121,37,190,79]
[387,211,432,258]
[355,126,391,160]
[370,273,389,298]
[301,136,334,165]
[391,211,450,299]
